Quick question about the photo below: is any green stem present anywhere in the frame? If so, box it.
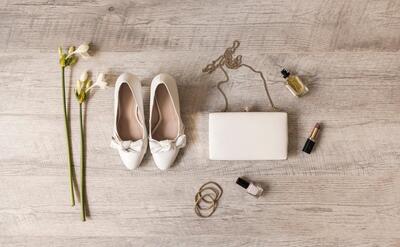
[61,66,75,207]
[79,103,86,222]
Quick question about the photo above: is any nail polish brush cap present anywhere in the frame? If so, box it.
[281,69,290,78]
[236,177,249,189]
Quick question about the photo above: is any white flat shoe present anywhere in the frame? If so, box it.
[149,73,186,170]
[111,73,147,170]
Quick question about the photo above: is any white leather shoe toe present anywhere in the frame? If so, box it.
[119,151,143,169]
[149,134,186,170]
[111,73,147,170]
[149,73,186,170]
[150,148,178,171]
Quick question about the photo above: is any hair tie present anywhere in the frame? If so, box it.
[194,181,223,218]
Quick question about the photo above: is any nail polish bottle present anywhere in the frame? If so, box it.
[281,69,309,97]
[236,177,264,197]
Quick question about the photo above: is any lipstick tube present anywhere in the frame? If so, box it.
[302,123,321,154]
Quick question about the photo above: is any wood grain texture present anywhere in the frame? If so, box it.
[1,0,400,246]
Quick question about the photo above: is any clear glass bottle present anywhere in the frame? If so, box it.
[281,69,309,97]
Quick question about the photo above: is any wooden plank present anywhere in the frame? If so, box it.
[1,51,400,116]
[0,175,399,246]
[0,0,400,52]
[2,236,400,247]
[1,110,400,177]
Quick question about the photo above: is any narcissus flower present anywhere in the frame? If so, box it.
[70,44,90,59]
[86,73,108,92]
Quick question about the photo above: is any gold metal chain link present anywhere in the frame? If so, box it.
[202,40,277,112]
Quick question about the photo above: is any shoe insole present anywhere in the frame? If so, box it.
[117,83,143,141]
[152,84,178,141]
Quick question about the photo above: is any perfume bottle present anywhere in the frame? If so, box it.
[236,177,264,198]
[281,69,309,97]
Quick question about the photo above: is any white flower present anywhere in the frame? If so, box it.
[86,73,108,92]
[68,43,90,59]
[95,73,108,89]
[75,44,89,54]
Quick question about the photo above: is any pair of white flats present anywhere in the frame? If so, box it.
[111,73,186,170]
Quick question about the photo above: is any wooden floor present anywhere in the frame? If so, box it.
[1,0,400,246]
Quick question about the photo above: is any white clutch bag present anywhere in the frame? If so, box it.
[203,40,288,161]
[209,112,288,160]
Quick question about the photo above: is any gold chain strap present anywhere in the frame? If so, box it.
[202,40,277,112]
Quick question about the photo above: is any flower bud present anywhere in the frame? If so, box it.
[68,46,75,54]
[59,54,66,67]
[79,70,89,82]
[76,79,82,94]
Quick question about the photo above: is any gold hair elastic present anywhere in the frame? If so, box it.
[194,181,223,218]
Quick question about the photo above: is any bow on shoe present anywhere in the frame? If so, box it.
[110,136,144,153]
[150,134,186,153]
